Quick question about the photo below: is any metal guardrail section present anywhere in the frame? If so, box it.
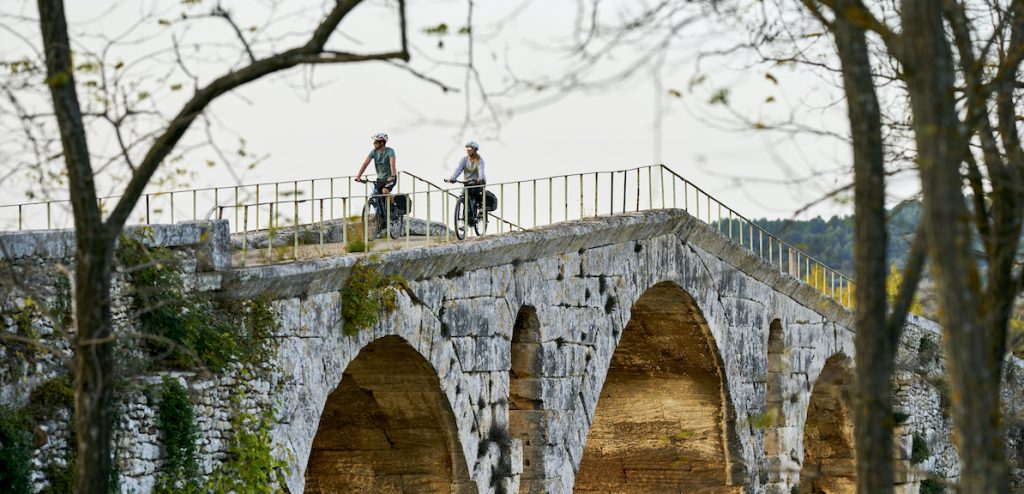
[0,165,854,308]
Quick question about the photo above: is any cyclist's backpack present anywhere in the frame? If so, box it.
[484,191,498,212]
[392,194,411,216]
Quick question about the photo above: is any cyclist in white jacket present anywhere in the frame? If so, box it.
[445,140,486,214]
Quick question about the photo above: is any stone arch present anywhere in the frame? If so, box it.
[303,335,475,493]
[798,353,856,494]
[575,280,745,493]
[509,305,545,489]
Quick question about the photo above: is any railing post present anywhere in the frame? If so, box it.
[578,173,583,219]
[482,183,488,236]
[426,190,432,244]
[660,166,665,208]
[192,189,197,220]
[622,171,628,213]
[563,175,568,221]
[268,202,274,260]
[145,195,151,225]
[548,177,553,225]
[256,185,261,231]
[609,172,614,216]
[242,205,249,261]
[647,166,653,210]
[46,202,52,229]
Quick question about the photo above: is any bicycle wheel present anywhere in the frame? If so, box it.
[362,201,380,239]
[388,214,403,240]
[453,197,467,240]
[473,208,484,236]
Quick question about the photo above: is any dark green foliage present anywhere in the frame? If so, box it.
[26,375,74,426]
[0,404,32,494]
[911,432,930,464]
[155,377,199,493]
[892,411,910,426]
[39,457,74,494]
[26,375,77,494]
[204,402,290,494]
[345,237,367,253]
[118,235,278,372]
[52,274,72,330]
[920,478,944,494]
[749,199,936,277]
[341,263,406,335]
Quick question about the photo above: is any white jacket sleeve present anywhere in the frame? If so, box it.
[450,157,466,182]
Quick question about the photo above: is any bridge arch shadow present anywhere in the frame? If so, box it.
[303,335,475,493]
[798,353,856,494]
[509,305,546,489]
[575,280,745,493]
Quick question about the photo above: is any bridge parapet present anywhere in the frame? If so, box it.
[1,165,855,310]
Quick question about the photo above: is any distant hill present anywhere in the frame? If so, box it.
[752,200,922,277]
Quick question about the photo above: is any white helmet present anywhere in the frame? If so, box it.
[465,140,479,150]
[371,131,389,142]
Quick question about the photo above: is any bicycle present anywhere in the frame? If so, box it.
[448,179,492,240]
[356,177,407,240]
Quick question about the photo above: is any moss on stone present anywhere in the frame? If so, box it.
[0,404,32,493]
[341,263,406,336]
[155,377,199,494]
[118,234,279,372]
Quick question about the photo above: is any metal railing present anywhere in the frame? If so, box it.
[0,164,854,309]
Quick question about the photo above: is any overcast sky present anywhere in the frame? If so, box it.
[1,0,918,227]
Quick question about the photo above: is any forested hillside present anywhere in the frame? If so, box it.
[753,200,922,277]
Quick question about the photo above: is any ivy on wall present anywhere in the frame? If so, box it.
[117,234,278,372]
[0,404,32,493]
[341,262,406,335]
[154,377,199,494]
[203,388,291,494]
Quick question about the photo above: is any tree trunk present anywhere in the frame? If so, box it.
[73,231,116,493]
[830,1,894,491]
[901,1,1009,491]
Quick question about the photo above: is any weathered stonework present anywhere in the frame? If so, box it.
[3,210,1024,493]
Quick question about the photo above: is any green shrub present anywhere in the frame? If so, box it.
[346,237,367,253]
[39,457,74,494]
[27,375,77,494]
[920,478,944,494]
[341,263,406,335]
[27,374,74,426]
[911,432,930,465]
[204,408,290,494]
[118,235,279,372]
[155,377,199,493]
[0,404,32,494]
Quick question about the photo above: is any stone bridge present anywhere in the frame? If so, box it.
[3,208,1021,493]
[218,209,962,494]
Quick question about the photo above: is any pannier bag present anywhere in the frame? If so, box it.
[484,191,498,212]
